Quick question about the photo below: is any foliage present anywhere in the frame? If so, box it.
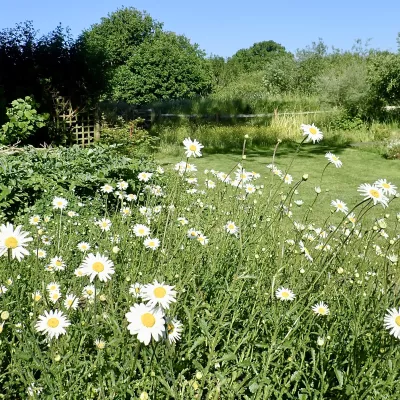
[0,22,106,134]
[263,54,299,94]
[316,60,370,117]
[100,118,159,156]
[1,97,49,145]
[110,32,212,105]
[80,7,162,67]
[367,53,400,109]
[383,139,400,159]
[0,138,400,398]
[0,145,153,219]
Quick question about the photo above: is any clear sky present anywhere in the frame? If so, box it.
[0,0,399,57]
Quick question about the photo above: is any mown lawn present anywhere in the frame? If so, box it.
[155,142,400,220]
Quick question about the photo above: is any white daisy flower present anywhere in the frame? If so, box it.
[275,287,296,301]
[74,268,85,277]
[49,290,61,304]
[166,318,183,344]
[129,283,143,298]
[301,124,323,143]
[117,181,129,190]
[374,179,397,196]
[143,238,160,250]
[100,184,114,193]
[358,183,389,207]
[183,138,204,158]
[95,338,106,349]
[133,224,150,237]
[125,303,165,345]
[47,282,61,293]
[225,221,239,235]
[121,207,132,217]
[299,240,313,262]
[125,193,137,202]
[64,294,79,310]
[331,199,348,214]
[82,285,96,299]
[312,302,330,316]
[245,184,256,194]
[36,248,47,259]
[138,172,153,182]
[97,218,112,232]
[187,228,200,239]
[156,166,164,174]
[80,253,115,282]
[67,211,77,218]
[35,310,70,339]
[384,307,400,339]
[52,197,68,210]
[283,174,293,185]
[0,285,8,295]
[325,152,342,168]
[197,234,208,245]
[32,291,42,302]
[142,280,177,310]
[50,256,66,271]
[177,217,188,226]
[0,223,33,261]
[77,242,91,252]
[29,215,41,225]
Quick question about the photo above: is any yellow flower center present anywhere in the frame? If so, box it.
[382,183,390,189]
[189,144,197,151]
[332,156,338,161]
[47,318,60,328]
[67,299,73,306]
[101,222,108,227]
[5,237,18,249]
[141,313,156,328]
[369,189,380,198]
[395,316,400,326]
[228,224,234,230]
[138,228,144,235]
[337,204,343,208]
[282,291,290,298]
[55,260,62,267]
[309,127,317,135]
[87,289,93,295]
[57,201,63,207]
[148,241,155,247]
[167,323,175,334]
[318,307,326,314]
[92,262,104,273]
[154,287,166,298]
[34,294,41,301]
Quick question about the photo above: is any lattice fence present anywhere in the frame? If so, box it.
[54,97,100,146]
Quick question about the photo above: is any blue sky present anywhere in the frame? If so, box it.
[1,0,399,57]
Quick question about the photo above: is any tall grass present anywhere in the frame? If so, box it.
[0,138,400,398]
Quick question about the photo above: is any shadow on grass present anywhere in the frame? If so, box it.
[202,138,352,158]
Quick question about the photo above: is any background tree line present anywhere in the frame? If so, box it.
[1,6,400,144]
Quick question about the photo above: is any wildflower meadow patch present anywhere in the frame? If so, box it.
[0,126,400,398]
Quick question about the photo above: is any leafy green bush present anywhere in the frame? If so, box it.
[1,97,49,145]
[0,144,153,219]
[100,117,158,156]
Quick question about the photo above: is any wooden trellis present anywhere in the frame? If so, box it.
[54,97,100,146]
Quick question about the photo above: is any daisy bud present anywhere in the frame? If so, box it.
[315,187,321,194]
[54,354,61,362]
[317,336,325,346]
[196,372,203,380]
[242,155,246,160]
[302,174,309,181]
[244,134,249,139]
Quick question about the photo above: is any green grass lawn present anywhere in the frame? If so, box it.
[155,142,400,220]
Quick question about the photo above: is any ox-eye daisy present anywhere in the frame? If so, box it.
[166,318,183,344]
[125,303,165,345]
[275,287,296,301]
[358,183,388,207]
[225,221,239,235]
[325,152,342,168]
[52,197,68,210]
[77,242,91,252]
[144,238,160,250]
[331,199,348,214]
[384,307,400,339]
[301,124,323,143]
[0,223,33,261]
[312,302,330,316]
[35,310,70,339]
[183,138,204,158]
[142,280,177,310]
[375,179,397,196]
[80,253,115,282]
[133,224,150,237]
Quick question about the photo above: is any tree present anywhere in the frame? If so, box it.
[110,32,212,104]
[228,40,287,73]
[80,7,162,67]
